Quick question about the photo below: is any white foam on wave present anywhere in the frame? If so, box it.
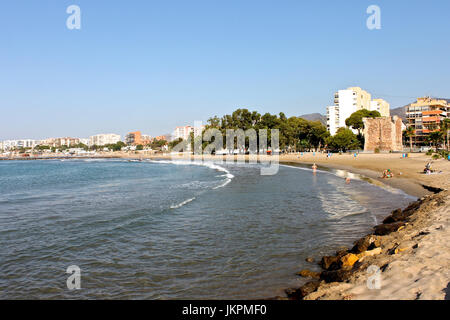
[170,197,196,209]
[147,159,234,190]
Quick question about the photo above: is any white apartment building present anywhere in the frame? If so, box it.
[172,125,205,141]
[326,87,390,135]
[89,133,121,146]
[1,139,41,150]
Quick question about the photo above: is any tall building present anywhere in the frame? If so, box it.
[89,134,121,146]
[326,87,390,135]
[172,125,205,141]
[370,99,390,117]
[125,131,152,145]
[406,97,449,145]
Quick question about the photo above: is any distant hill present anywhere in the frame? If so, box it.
[299,113,327,125]
[390,105,407,121]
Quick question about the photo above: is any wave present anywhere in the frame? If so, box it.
[170,197,196,209]
[147,159,234,189]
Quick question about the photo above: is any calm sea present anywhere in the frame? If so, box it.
[0,159,414,299]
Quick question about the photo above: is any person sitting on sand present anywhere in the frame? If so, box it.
[424,162,434,174]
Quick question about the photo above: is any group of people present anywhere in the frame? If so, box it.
[381,169,394,179]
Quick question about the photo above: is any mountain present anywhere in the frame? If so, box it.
[299,113,327,125]
[390,105,407,120]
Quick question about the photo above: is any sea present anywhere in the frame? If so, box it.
[0,158,415,299]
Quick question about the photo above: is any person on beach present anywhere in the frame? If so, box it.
[312,163,317,171]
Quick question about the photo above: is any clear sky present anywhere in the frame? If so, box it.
[1,0,449,140]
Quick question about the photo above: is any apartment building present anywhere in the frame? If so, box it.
[370,99,390,117]
[172,125,205,141]
[89,133,121,146]
[1,139,41,150]
[326,87,390,135]
[125,131,152,145]
[406,97,449,145]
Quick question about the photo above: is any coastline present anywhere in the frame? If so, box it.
[3,152,449,299]
[276,154,450,300]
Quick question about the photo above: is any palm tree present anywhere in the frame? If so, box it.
[427,131,444,152]
[405,126,415,152]
[441,119,450,151]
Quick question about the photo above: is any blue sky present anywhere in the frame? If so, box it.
[1,0,449,140]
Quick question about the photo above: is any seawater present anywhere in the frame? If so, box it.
[0,159,415,299]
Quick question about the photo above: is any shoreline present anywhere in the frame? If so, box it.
[3,152,449,299]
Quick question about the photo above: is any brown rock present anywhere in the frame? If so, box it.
[296,269,321,279]
[350,235,381,253]
[305,257,314,263]
[319,256,341,270]
[285,281,321,300]
[340,253,359,267]
[374,222,406,235]
[357,247,382,259]
[320,269,353,283]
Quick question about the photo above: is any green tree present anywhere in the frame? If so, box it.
[441,118,450,151]
[426,131,444,152]
[326,128,360,152]
[405,126,415,152]
[345,109,381,135]
[136,144,144,151]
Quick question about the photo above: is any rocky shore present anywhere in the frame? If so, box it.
[284,188,449,300]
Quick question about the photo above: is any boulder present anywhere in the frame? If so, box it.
[350,235,381,253]
[320,269,353,283]
[357,247,382,258]
[296,269,321,279]
[340,253,359,267]
[319,256,341,270]
[285,281,321,299]
[320,250,348,270]
[374,222,406,235]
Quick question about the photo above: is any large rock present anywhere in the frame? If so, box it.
[285,281,321,299]
[320,251,348,270]
[374,222,406,235]
[357,247,382,258]
[340,253,359,267]
[350,235,381,253]
[296,269,321,279]
[320,256,341,270]
[320,269,353,283]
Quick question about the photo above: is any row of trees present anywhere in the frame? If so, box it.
[171,108,371,153]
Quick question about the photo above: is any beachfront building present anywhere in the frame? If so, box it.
[406,97,449,145]
[125,131,152,146]
[89,133,121,146]
[39,137,80,148]
[370,99,390,117]
[326,87,391,135]
[172,125,205,141]
[1,139,41,150]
